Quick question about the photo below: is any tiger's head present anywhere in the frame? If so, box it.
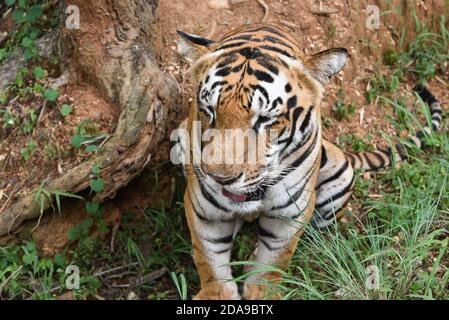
[177,25,348,203]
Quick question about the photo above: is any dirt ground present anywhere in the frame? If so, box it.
[1,0,448,253]
[156,0,449,145]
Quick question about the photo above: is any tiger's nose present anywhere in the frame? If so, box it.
[208,173,242,185]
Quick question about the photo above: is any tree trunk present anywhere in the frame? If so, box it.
[0,0,180,236]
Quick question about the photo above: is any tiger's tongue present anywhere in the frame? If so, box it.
[222,189,247,202]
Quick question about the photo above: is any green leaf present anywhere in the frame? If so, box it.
[85,201,100,214]
[28,5,43,23]
[12,9,25,23]
[90,178,105,193]
[23,48,36,60]
[60,104,73,117]
[68,227,79,241]
[44,88,59,102]
[98,220,108,234]
[54,253,66,267]
[21,37,33,48]
[71,134,85,149]
[29,27,40,40]
[33,66,45,80]
[91,164,101,175]
[33,83,43,93]
[85,145,99,153]
[80,218,94,236]
[6,0,16,7]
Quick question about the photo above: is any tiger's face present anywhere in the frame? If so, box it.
[178,25,348,203]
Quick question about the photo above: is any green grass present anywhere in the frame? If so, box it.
[232,123,448,300]
[367,14,449,103]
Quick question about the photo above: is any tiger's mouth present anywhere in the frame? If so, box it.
[222,188,266,202]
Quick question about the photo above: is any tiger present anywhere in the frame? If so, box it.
[175,24,443,300]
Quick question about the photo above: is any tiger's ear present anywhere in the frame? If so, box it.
[306,48,349,85]
[177,30,215,64]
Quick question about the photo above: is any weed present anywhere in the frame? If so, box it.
[332,100,356,121]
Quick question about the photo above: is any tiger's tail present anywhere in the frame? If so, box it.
[345,85,443,171]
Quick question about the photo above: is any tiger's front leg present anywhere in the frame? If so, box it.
[184,190,240,300]
[243,193,316,300]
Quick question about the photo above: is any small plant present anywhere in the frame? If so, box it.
[20,139,37,161]
[60,104,73,117]
[0,107,17,129]
[382,48,400,66]
[170,272,188,300]
[44,88,59,102]
[338,133,373,152]
[332,100,356,121]
[71,119,107,151]
[1,1,55,63]
[21,109,38,135]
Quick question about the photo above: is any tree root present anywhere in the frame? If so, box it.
[0,0,180,236]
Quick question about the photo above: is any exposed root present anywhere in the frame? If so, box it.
[256,0,269,23]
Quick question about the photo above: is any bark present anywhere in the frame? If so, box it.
[0,0,180,236]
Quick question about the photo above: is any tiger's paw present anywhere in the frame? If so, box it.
[243,283,282,300]
[243,274,283,300]
[193,282,240,300]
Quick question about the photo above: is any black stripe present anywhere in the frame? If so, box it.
[253,115,272,132]
[212,247,232,254]
[215,67,232,77]
[432,122,438,131]
[232,63,245,73]
[287,95,297,109]
[291,129,319,168]
[416,129,427,140]
[319,197,351,221]
[210,80,227,90]
[216,53,238,68]
[254,70,274,83]
[177,30,214,47]
[316,160,349,190]
[224,34,254,42]
[190,189,233,223]
[414,85,438,105]
[250,84,270,103]
[216,42,248,51]
[280,106,303,153]
[320,145,328,168]
[316,175,355,209]
[197,177,230,212]
[259,225,277,238]
[204,234,233,244]
[239,47,263,59]
[363,152,377,169]
[260,45,295,59]
[260,238,274,251]
[372,152,386,168]
[263,35,294,50]
[256,58,279,75]
[346,153,355,167]
[271,157,319,211]
[299,106,313,132]
[269,97,283,112]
